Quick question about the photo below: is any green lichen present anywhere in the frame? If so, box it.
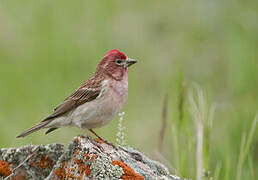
[90,154,123,179]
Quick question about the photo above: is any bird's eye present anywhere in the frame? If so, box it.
[116,59,123,64]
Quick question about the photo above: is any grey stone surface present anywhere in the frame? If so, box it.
[0,136,182,180]
[0,143,64,179]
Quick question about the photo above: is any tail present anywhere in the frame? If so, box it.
[16,120,51,138]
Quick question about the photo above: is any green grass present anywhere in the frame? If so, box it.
[0,0,257,179]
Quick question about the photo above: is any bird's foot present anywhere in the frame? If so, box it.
[102,139,118,150]
[79,128,104,152]
[90,138,105,152]
[89,129,118,150]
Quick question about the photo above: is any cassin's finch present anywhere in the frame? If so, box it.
[17,49,137,141]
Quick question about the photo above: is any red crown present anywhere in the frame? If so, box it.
[104,49,127,60]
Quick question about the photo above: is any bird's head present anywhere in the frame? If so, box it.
[96,49,137,80]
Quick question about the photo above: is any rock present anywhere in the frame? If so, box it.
[0,143,64,179]
[0,136,182,180]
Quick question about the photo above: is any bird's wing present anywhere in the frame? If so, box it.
[42,78,104,121]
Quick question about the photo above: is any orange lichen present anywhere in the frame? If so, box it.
[90,154,97,162]
[84,153,97,177]
[54,162,68,180]
[112,160,144,180]
[84,153,90,159]
[0,160,12,177]
[75,148,80,156]
[53,153,97,179]
[95,138,104,144]
[29,155,53,169]
[38,155,53,169]
[54,162,76,179]
[84,153,97,162]
[85,165,91,176]
[75,158,85,179]
[73,158,81,164]
[75,138,79,143]
[10,171,25,180]
[76,157,91,177]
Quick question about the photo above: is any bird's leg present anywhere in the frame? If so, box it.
[79,127,104,151]
[79,127,91,139]
[89,129,117,150]
[89,129,104,141]
[89,129,140,157]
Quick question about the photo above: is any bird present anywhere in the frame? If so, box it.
[16,49,137,142]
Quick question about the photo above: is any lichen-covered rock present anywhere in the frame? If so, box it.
[47,136,181,180]
[0,136,182,180]
[0,143,64,179]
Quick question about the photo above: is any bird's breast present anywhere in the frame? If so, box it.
[72,78,128,129]
[99,79,128,117]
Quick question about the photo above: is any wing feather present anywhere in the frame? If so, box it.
[42,77,103,121]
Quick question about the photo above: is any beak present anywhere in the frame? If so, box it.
[125,57,137,67]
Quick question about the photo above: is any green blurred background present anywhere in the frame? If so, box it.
[0,0,257,179]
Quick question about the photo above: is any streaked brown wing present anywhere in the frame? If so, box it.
[42,86,101,121]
